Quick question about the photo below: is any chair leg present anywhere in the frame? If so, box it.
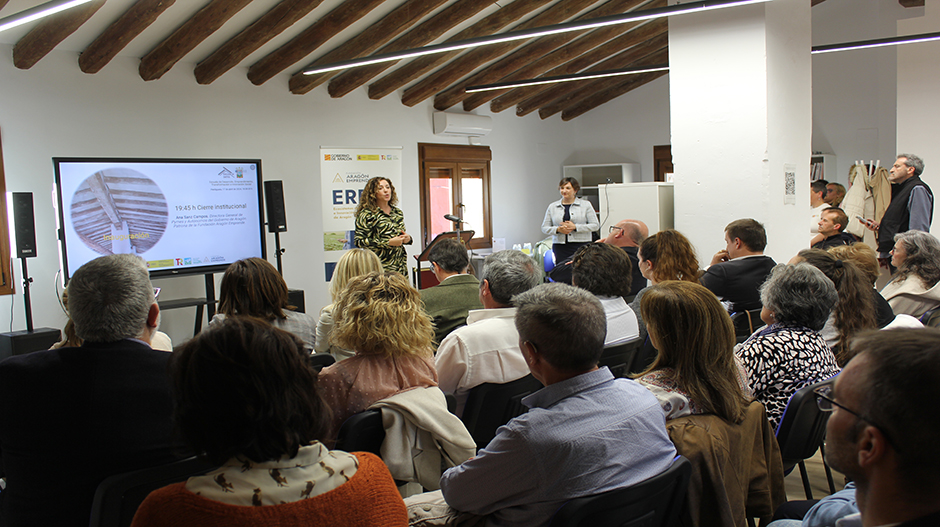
[747,517,756,527]
[819,444,837,494]
[799,460,813,500]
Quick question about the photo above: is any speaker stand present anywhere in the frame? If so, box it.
[20,257,34,332]
[273,231,286,277]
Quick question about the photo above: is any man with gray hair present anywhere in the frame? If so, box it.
[435,249,541,416]
[418,283,677,526]
[872,154,933,270]
[0,254,183,527]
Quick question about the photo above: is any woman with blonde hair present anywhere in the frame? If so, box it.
[828,242,895,327]
[315,249,383,361]
[635,281,751,423]
[318,271,437,441]
[630,229,701,340]
[355,177,411,275]
[210,257,316,351]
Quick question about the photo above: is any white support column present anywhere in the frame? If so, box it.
[669,0,812,264]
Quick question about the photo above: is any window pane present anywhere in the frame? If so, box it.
[461,176,483,239]
[430,177,453,239]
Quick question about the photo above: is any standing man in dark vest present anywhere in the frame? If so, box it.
[872,154,933,272]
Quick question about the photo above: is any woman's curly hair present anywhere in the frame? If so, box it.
[332,271,434,358]
[355,177,398,215]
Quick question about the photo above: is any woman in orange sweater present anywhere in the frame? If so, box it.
[130,317,406,527]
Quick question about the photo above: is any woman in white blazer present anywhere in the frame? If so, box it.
[541,177,599,263]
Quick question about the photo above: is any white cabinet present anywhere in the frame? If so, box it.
[598,183,674,234]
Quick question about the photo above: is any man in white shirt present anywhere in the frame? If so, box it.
[435,250,542,416]
[810,179,830,239]
[570,243,639,346]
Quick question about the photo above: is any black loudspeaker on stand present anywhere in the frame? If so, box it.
[0,192,61,360]
[262,181,305,313]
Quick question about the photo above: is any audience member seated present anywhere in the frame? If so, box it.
[630,229,700,341]
[768,482,858,527]
[880,230,940,318]
[315,248,383,361]
[435,250,541,416]
[828,243,896,328]
[405,283,677,527]
[130,317,407,527]
[571,243,639,346]
[635,281,752,421]
[814,329,940,526]
[52,286,173,351]
[420,238,483,347]
[318,271,438,442]
[809,179,829,241]
[825,182,846,207]
[0,254,184,527]
[701,218,777,313]
[549,218,648,296]
[735,264,840,429]
[811,207,858,250]
[793,249,877,365]
[210,257,316,352]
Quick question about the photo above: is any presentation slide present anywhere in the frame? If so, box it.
[54,159,265,280]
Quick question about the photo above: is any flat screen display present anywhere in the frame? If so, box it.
[53,158,266,282]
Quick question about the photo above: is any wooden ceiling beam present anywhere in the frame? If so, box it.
[560,69,667,120]
[80,0,174,74]
[0,1,10,11]
[434,0,654,111]
[247,0,387,86]
[327,0,498,99]
[536,47,667,119]
[13,0,105,70]
[194,0,324,85]
[401,0,610,107]
[365,0,554,101]
[289,0,449,95]
[458,0,667,111]
[139,0,253,81]
[514,31,666,117]
[898,0,924,7]
[478,17,665,112]
[325,0,497,98]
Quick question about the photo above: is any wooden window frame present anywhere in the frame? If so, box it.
[418,143,493,250]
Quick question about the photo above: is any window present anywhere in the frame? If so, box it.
[418,144,492,250]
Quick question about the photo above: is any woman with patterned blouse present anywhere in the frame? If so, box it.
[635,281,752,423]
[355,177,411,275]
[735,263,841,429]
[131,317,407,527]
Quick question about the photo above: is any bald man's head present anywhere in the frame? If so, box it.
[603,219,648,247]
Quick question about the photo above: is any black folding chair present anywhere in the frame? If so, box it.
[599,338,642,378]
[775,377,838,499]
[460,374,543,449]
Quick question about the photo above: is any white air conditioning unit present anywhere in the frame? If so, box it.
[433,112,493,137]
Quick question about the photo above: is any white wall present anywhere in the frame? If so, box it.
[897,0,940,234]
[0,46,576,345]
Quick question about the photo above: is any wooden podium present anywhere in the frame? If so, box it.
[413,230,475,290]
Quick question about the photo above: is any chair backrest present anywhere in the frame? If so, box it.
[461,374,543,449]
[334,408,385,456]
[308,352,336,372]
[548,456,692,527]
[775,377,835,469]
[600,338,642,378]
[89,456,214,527]
[920,306,940,327]
[628,337,658,376]
[730,309,765,338]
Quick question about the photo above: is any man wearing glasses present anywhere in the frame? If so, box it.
[548,219,648,296]
[816,329,940,527]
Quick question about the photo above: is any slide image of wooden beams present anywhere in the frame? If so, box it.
[70,168,168,256]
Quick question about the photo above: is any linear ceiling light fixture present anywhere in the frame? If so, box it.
[0,0,96,33]
[465,64,670,93]
[812,31,940,54]
[303,0,771,76]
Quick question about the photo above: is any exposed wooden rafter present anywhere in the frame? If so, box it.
[400,0,609,107]
[247,0,388,86]
[80,0,175,74]
[365,0,557,101]
[13,0,105,70]
[289,0,450,95]
[898,0,924,7]
[537,47,668,119]
[139,0,253,81]
[0,1,10,11]
[322,0,497,98]
[515,32,668,116]
[433,0,654,111]
[194,0,325,85]
[561,69,667,120]
[476,16,666,112]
